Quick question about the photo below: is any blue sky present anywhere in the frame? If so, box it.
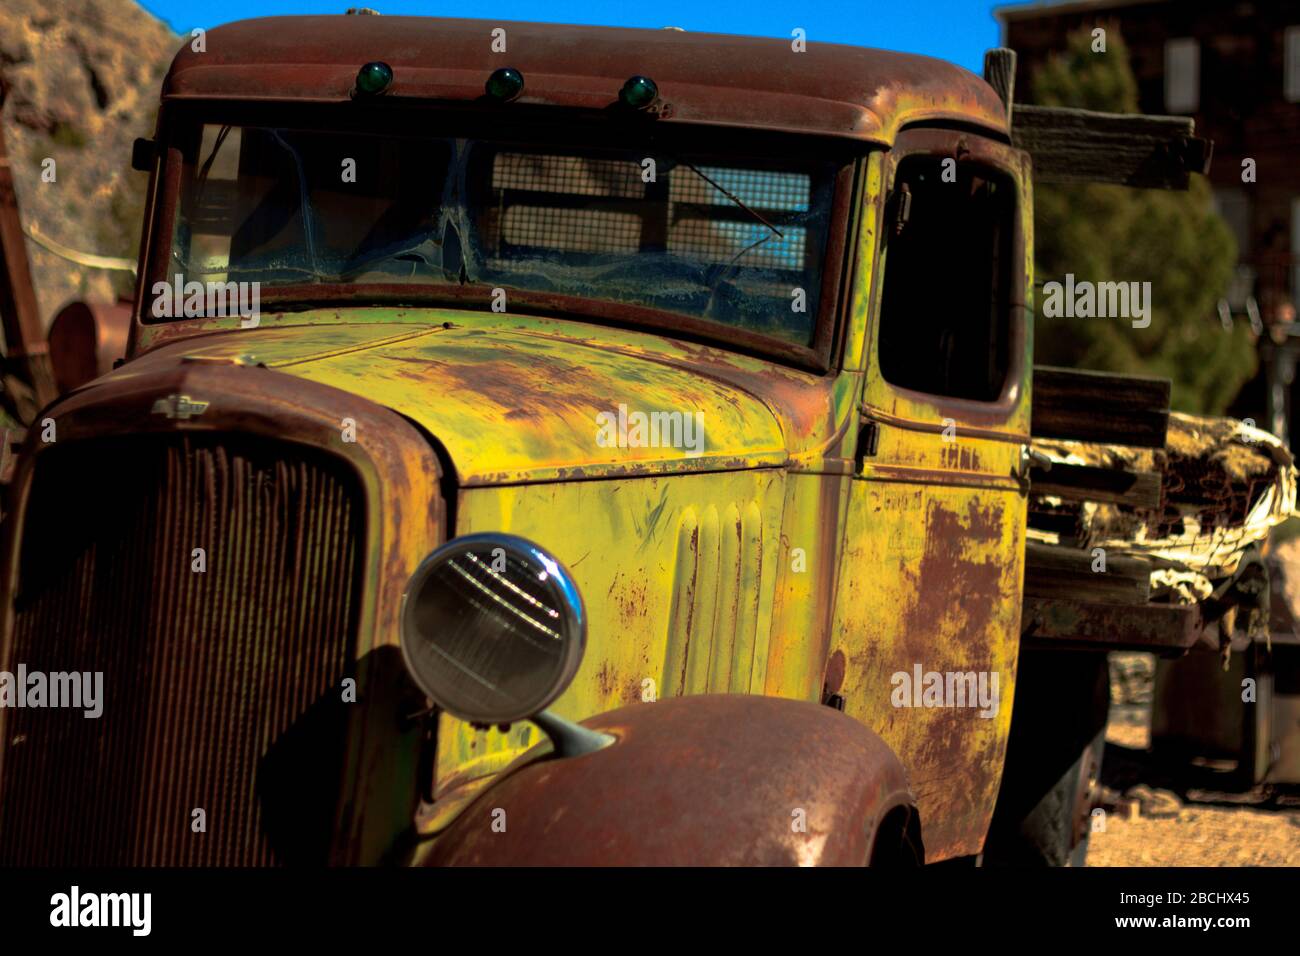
[137,0,1014,74]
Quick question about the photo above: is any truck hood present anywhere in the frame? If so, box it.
[129,310,850,485]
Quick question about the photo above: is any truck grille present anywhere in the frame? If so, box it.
[0,433,364,865]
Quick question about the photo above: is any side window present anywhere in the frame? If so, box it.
[877,155,1016,402]
[1288,27,1300,103]
[1164,38,1200,114]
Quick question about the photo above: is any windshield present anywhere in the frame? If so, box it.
[165,122,841,348]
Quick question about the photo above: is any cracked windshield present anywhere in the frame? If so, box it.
[168,123,839,347]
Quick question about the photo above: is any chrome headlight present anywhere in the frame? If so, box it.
[399,533,586,725]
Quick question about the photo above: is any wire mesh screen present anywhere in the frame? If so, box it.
[667,219,807,271]
[669,165,811,211]
[487,151,812,271]
[501,207,643,254]
[492,152,645,198]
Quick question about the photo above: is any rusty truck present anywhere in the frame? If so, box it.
[0,15,1292,867]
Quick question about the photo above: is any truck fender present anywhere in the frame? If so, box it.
[424,694,921,866]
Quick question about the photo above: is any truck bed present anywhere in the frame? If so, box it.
[1023,366,1297,655]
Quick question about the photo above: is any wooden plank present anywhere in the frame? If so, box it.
[1022,596,1203,654]
[1024,507,1082,542]
[1029,461,1162,509]
[1024,541,1151,605]
[0,81,56,409]
[0,426,23,485]
[1012,104,1213,190]
[982,48,1016,123]
[1032,364,1170,448]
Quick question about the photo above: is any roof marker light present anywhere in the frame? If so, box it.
[485,67,525,102]
[355,61,393,96]
[619,75,658,110]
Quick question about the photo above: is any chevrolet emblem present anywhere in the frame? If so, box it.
[151,394,210,420]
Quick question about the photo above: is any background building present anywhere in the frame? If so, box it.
[997,0,1300,439]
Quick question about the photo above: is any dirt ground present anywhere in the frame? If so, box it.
[1086,654,1300,866]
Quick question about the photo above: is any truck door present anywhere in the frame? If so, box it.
[830,129,1033,861]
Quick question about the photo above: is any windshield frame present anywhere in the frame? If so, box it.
[141,99,861,372]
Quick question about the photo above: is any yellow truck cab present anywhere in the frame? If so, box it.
[0,15,1246,867]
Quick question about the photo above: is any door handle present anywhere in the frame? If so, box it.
[1017,444,1052,490]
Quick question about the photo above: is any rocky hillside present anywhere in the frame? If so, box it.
[1,0,177,326]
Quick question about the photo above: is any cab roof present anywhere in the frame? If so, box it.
[163,16,1010,146]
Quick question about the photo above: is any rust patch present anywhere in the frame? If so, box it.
[898,496,1011,852]
[941,442,981,472]
[596,662,618,700]
[824,649,847,696]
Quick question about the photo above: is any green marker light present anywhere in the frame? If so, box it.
[486,67,525,102]
[355,61,393,96]
[619,75,658,109]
